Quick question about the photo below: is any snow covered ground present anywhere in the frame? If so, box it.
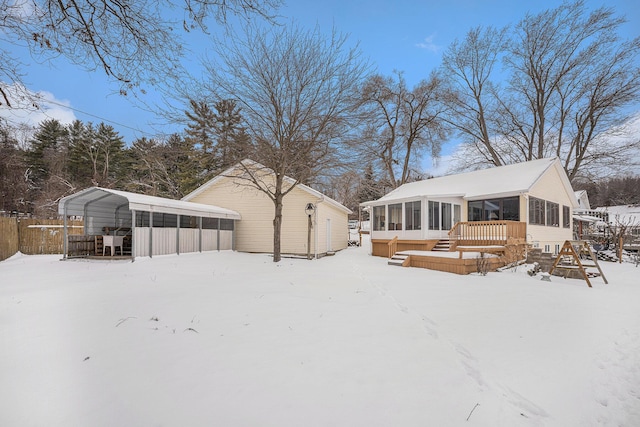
[1,240,639,426]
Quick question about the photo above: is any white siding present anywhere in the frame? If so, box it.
[188,176,349,256]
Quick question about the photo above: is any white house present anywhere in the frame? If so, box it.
[183,160,351,258]
[362,157,579,257]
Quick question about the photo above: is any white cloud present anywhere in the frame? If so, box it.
[415,34,441,53]
[0,83,77,129]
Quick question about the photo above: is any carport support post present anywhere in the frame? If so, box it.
[149,211,153,258]
[62,205,68,259]
[217,218,221,252]
[131,210,136,261]
[176,214,180,255]
[198,217,202,253]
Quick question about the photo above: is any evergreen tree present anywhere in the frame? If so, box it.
[162,133,201,197]
[67,120,95,188]
[357,163,384,203]
[184,99,217,175]
[0,120,28,213]
[25,119,68,189]
[94,123,126,187]
[213,99,252,169]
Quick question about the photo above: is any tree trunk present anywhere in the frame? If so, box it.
[273,191,284,262]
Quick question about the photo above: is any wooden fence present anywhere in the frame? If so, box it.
[0,218,84,261]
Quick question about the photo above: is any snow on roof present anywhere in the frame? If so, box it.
[183,159,352,214]
[595,205,640,225]
[59,187,241,219]
[366,158,569,204]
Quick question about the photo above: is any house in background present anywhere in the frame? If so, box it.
[183,160,351,258]
[361,158,579,272]
[596,204,640,251]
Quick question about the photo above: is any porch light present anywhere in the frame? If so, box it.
[305,203,315,260]
[305,203,316,216]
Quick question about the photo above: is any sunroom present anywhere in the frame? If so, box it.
[362,158,579,274]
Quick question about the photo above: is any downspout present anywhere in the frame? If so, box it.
[314,196,326,259]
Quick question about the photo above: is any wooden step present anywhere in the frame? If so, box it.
[388,254,409,266]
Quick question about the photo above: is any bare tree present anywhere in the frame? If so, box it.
[441,26,508,167]
[442,1,640,180]
[356,71,449,188]
[0,0,282,109]
[202,23,369,261]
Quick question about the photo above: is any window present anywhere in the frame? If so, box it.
[428,201,440,230]
[135,211,150,227]
[442,203,453,230]
[485,199,500,221]
[563,205,571,228]
[373,206,385,231]
[202,218,219,230]
[468,201,483,221]
[135,212,178,227]
[468,197,519,221]
[405,201,421,230]
[152,213,177,228]
[546,201,559,227]
[220,219,234,230]
[388,203,402,230]
[502,198,520,221]
[180,215,198,228]
[454,205,461,224]
[529,197,545,225]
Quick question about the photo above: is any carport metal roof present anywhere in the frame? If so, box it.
[58,187,241,220]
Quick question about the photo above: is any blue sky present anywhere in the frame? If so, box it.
[2,0,639,173]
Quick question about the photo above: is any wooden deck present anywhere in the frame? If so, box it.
[375,220,527,275]
[396,250,506,275]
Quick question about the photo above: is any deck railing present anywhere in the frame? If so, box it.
[387,235,398,258]
[448,220,526,246]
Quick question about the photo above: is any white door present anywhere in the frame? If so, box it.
[326,219,332,252]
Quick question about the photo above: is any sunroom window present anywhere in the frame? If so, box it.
[428,201,440,230]
[405,201,421,230]
[442,203,453,230]
[373,206,385,231]
[388,203,402,230]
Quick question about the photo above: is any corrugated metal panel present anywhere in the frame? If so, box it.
[134,228,150,257]
[179,229,199,253]
[152,229,176,255]
[59,187,241,220]
[202,230,218,251]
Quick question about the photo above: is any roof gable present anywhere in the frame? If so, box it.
[183,159,352,214]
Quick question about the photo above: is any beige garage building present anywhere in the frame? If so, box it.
[183,160,351,258]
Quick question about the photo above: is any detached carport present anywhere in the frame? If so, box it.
[58,187,241,261]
